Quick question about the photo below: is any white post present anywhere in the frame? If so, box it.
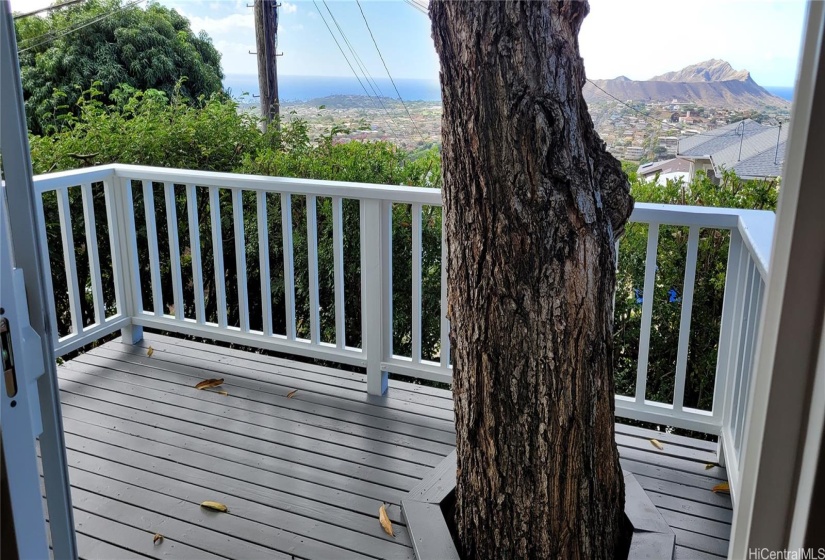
[361,199,389,395]
[112,176,143,344]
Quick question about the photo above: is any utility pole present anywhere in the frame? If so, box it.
[254,0,279,131]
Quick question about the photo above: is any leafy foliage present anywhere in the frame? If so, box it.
[15,0,223,135]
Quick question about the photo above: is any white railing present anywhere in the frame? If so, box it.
[32,165,774,500]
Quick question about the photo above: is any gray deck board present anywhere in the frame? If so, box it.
[100,341,456,429]
[58,369,440,475]
[61,440,412,547]
[57,335,731,559]
[138,333,455,408]
[75,348,456,448]
[615,422,718,453]
[132,336,455,417]
[74,531,151,560]
[60,405,413,509]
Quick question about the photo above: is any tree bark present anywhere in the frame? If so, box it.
[430,2,633,558]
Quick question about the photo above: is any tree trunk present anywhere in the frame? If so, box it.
[430,2,633,558]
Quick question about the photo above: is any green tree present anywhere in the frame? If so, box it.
[15,0,223,135]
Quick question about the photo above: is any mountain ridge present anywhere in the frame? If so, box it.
[584,59,789,110]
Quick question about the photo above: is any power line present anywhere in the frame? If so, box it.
[586,79,688,133]
[402,0,428,15]
[311,0,403,141]
[18,0,147,55]
[320,1,402,139]
[355,0,427,143]
[14,0,87,20]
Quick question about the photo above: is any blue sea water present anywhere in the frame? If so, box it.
[224,74,442,102]
[764,86,794,101]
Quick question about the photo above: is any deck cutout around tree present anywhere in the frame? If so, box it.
[401,451,676,560]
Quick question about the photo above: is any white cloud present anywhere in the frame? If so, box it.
[185,12,254,36]
[281,2,297,14]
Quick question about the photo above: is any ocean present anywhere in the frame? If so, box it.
[765,86,794,101]
[224,74,442,102]
[225,74,794,105]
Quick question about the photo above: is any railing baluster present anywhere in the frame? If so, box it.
[411,203,423,363]
[57,188,84,334]
[332,196,345,349]
[440,212,450,370]
[186,185,205,324]
[383,201,394,360]
[731,258,757,448]
[281,193,296,340]
[142,181,163,316]
[34,193,59,342]
[734,262,762,452]
[103,179,125,318]
[80,183,105,325]
[713,230,744,424]
[232,189,249,332]
[257,191,272,336]
[209,187,227,328]
[164,183,183,320]
[635,223,659,403]
[307,195,320,344]
[673,226,700,411]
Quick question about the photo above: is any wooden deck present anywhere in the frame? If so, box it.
[51,333,732,559]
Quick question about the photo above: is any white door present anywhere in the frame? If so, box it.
[1,194,50,559]
[1,2,77,558]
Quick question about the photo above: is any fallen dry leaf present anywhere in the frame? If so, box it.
[287,389,298,399]
[650,439,664,450]
[712,482,730,494]
[218,390,229,396]
[705,463,717,470]
[379,503,394,537]
[195,378,224,390]
[147,346,154,357]
[153,533,163,545]
[200,500,228,512]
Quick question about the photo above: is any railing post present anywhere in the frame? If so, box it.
[361,198,389,395]
[109,173,143,344]
[714,228,745,465]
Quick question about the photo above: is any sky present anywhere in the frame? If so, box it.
[12,0,809,87]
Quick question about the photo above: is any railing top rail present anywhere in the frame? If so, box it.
[32,164,118,193]
[736,210,774,280]
[630,202,774,279]
[31,164,775,277]
[111,164,445,205]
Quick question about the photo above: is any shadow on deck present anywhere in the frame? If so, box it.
[53,333,731,559]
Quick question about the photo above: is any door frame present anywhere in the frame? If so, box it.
[0,3,77,558]
[730,0,825,554]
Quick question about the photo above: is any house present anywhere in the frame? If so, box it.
[638,156,692,184]
[1,2,823,559]
[659,135,680,155]
[677,118,789,181]
[624,145,645,160]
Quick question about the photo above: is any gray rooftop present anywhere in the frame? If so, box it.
[677,119,764,156]
[638,157,692,176]
[732,140,786,179]
[678,119,788,178]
